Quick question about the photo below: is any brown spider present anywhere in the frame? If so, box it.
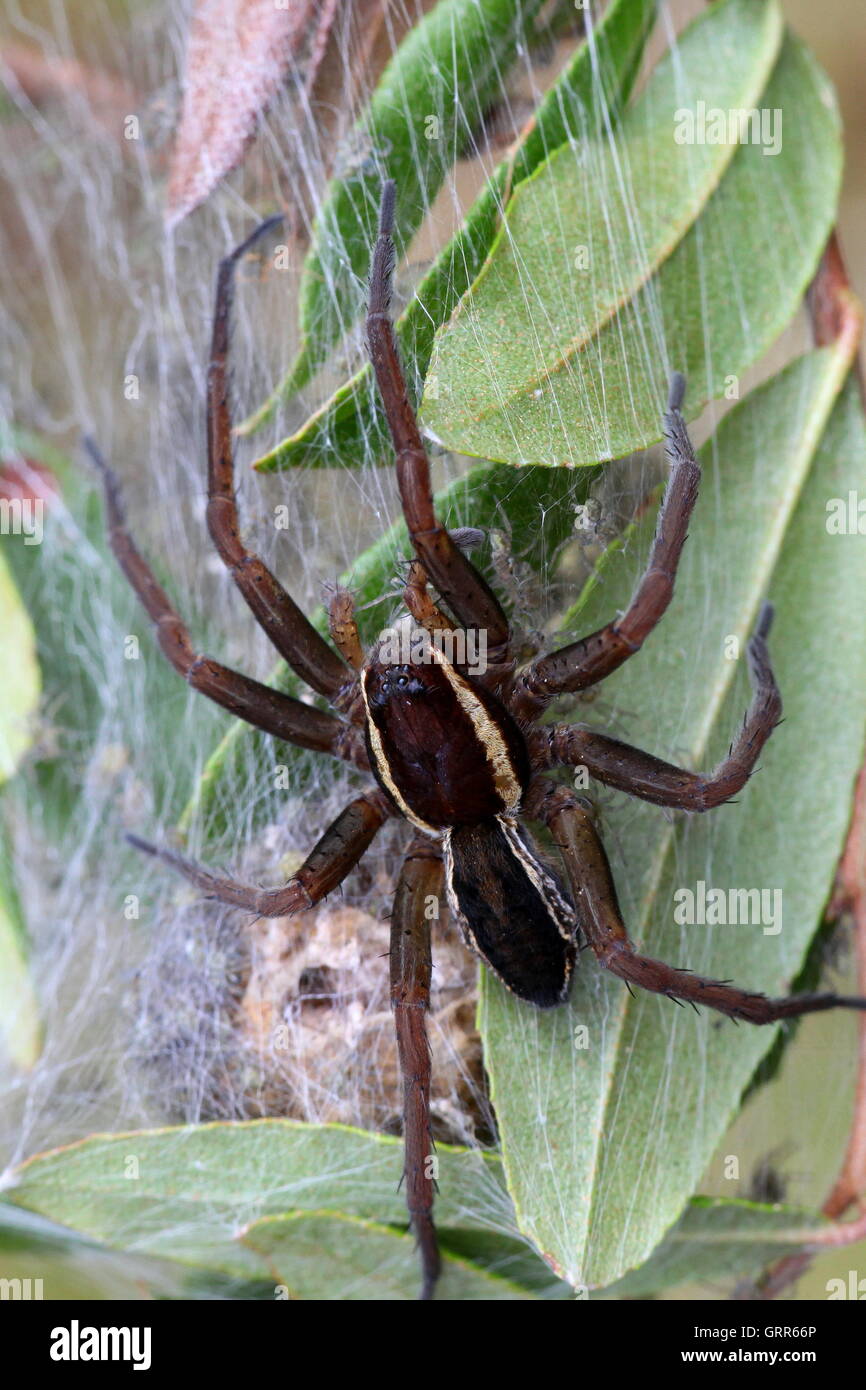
[89,181,866,1301]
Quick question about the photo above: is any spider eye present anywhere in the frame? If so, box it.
[396,674,408,688]
[381,679,391,694]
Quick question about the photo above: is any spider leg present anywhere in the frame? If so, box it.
[532,602,781,811]
[128,788,392,916]
[208,217,351,702]
[512,372,700,720]
[366,182,510,665]
[87,441,365,765]
[390,836,442,1300]
[529,782,866,1025]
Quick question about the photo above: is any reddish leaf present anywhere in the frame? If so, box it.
[165,0,434,233]
[0,456,60,506]
[165,0,333,229]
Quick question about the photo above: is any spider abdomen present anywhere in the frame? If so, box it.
[444,817,576,1008]
[361,642,530,832]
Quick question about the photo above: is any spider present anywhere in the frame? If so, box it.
[89,181,866,1301]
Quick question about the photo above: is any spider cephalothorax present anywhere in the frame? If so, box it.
[91,180,866,1300]
[363,624,575,1007]
[361,624,529,831]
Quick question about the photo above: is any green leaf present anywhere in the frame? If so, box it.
[0,1204,276,1300]
[480,347,866,1288]
[4,1120,514,1281]
[0,500,41,1069]
[248,0,657,465]
[0,547,39,782]
[0,430,229,839]
[597,1197,824,1298]
[239,1211,535,1300]
[244,0,553,427]
[5,1121,833,1297]
[422,13,842,465]
[0,818,40,1069]
[179,460,593,835]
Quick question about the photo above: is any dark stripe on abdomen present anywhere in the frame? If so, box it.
[444,818,576,1009]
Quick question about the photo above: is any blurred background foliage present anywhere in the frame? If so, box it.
[1,0,865,1300]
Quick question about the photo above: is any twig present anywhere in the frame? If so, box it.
[824,756,866,1219]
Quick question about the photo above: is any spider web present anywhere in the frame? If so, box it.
[0,0,860,1300]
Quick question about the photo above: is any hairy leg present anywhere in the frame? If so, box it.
[87,440,364,764]
[208,218,350,701]
[528,782,866,1025]
[128,788,393,916]
[366,182,510,666]
[391,837,443,1300]
[513,373,700,718]
[531,603,781,811]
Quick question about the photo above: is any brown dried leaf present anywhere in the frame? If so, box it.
[165,0,336,229]
[0,455,60,506]
[165,0,434,235]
